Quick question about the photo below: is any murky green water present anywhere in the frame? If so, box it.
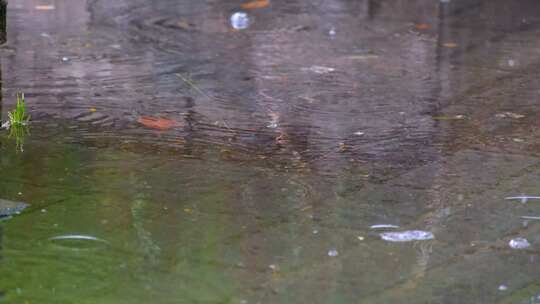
[0,0,539,303]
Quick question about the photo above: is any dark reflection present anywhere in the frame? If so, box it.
[0,0,5,44]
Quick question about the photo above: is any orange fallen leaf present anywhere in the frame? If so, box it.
[241,0,270,9]
[138,116,183,130]
[443,42,458,48]
[35,5,55,10]
[415,23,430,30]
[89,107,97,112]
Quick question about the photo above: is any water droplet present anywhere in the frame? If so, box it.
[508,237,531,249]
[328,249,339,257]
[329,27,336,36]
[380,230,434,242]
[230,12,250,30]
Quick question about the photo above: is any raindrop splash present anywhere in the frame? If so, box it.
[380,230,434,242]
[370,224,400,230]
[508,237,531,249]
[328,249,339,257]
[505,196,540,203]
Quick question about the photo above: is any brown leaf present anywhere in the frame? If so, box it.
[241,0,270,9]
[138,116,183,130]
[415,23,430,30]
[442,42,458,48]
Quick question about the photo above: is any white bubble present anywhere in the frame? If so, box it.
[230,12,250,30]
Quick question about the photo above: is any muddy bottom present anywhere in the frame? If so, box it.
[0,0,539,303]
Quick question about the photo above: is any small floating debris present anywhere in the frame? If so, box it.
[230,12,250,30]
[498,284,508,291]
[442,42,458,48]
[495,112,524,119]
[380,230,434,242]
[304,65,335,74]
[354,131,365,136]
[432,114,465,120]
[35,5,55,10]
[370,224,400,230]
[505,196,540,203]
[508,237,531,249]
[328,249,339,257]
[61,56,70,62]
[347,54,379,60]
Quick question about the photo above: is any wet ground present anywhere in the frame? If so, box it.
[0,0,539,303]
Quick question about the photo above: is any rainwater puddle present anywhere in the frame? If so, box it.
[0,0,540,303]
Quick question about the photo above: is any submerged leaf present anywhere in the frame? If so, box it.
[138,116,183,130]
[241,0,270,9]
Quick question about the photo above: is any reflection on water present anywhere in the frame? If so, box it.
[0,0,540,303]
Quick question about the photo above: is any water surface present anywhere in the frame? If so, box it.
[0,0,540,303]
